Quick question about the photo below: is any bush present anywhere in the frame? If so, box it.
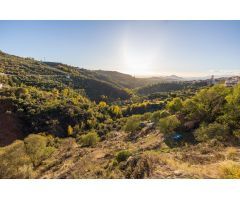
[233,129,240,138]
[109,105,122,118]
[141,112,152,121]
[220,161,240,178]
[0,140,34,178]
[124,115,142,133]
[125,152,158,178]
[167,97,183,113]
[115,150,132,163]
[183,85,230,123]
[158,115,181,135]
[67,125,74,136]
[194,122,230,142]
[80,131,100,147]
[225,147,238,160]
[151,110,170,123]
[98,101,107,108]
[24,134,56,167]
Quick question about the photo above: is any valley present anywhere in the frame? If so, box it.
[0,51,240,179]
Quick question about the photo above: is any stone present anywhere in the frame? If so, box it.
[174,170,184,176]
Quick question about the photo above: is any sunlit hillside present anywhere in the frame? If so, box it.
[0,51,240,178]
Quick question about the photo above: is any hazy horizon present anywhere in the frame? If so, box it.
[1,49,240,79]
[1,20,240,77]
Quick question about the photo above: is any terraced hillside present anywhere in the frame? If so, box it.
[0,51,130,102]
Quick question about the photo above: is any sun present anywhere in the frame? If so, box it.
[122,53,157,77]
[123,56,152,76]
[121,40,158,77]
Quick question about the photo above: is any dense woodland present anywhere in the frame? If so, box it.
[0,51,240,179]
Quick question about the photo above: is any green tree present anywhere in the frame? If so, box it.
[183,85,230,122]
[223,84,240,129]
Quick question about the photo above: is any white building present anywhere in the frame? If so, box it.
[210,75,216,85]
[225,76,240,87]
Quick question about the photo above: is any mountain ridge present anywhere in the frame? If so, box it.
[0,51,130,102]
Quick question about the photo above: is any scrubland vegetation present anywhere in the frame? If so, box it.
[1,51,240,178]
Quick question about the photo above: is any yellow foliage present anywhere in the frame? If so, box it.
[67,125,73,136]
[98,101,107,108]
[220,161,240,178]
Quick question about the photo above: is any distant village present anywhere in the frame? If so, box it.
[224,76,240,87]
[193,75,240,87]
[212,75,240,87]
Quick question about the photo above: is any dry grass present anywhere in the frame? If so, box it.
[1,129,240,179]
[157,153,220,178]
[225,147,238,160]
[219,161,240,178]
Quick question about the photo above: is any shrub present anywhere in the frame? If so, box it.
[98,101,107,108]
[124,115,142,133]
[125,152,158,178]
[224,84,240,129]
[115,150,132,163]
[80,131,100,147]
[233,129,240,138]
[67,125,74,136]
[194,122,230,142]
[109,105,122,118]
[0,140,34,178]
[158,115,181,135]
[24,134,56,167]
[151,110,170,123]
[167,97,183,113]
[220,161,240,178]
[225,147,238,160]
[141,112,152,121]
[183,85,230,122]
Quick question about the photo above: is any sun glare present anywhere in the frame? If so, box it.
[122,49,158,77]
[123,55,154,76]
[120,36,160,77]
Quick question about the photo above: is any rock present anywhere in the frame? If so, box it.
[174,170,184,176]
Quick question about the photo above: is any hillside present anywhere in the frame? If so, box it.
[0,50,194,99]
[137,80,209,96]
[0,51,240,179]
[0,51,130,102]
[94,70,143,88]
[94,70,186,89]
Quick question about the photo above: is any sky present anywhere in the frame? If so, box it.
[1,20,240,77]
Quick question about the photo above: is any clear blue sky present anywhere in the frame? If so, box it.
[1,20,240,77]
